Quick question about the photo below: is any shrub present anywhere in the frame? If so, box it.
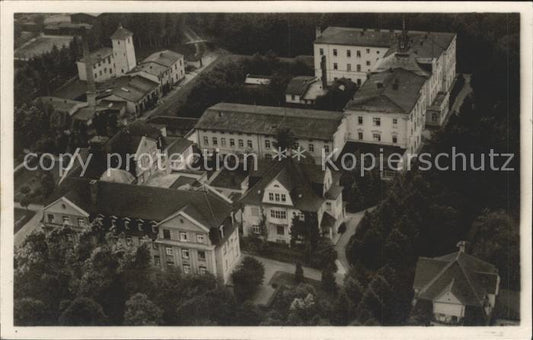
[231,256,265,302]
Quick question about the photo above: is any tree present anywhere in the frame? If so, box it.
[321,266,337,295]
[40,172,56,198]
[295,262,304,284]
[231,256,265,302]
[273,127,296,154]
[123,293,163,325]
[59,297,107,326]
[14,298,47,326]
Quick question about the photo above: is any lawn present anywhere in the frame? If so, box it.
[15,35,74,60]
[14,208,36,234]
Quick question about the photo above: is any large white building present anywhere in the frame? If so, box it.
[194,103,345,164]
[77,24,136,83]
[130,50,185,89]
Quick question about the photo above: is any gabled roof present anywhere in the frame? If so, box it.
[147,116,198,137]
[36,96,87,115]
[111,24,133,40]
[344,68,427,114]
[143,50,183,68]
[413,250,499,308]
[240,159,334,212]
[79,47,113,64]
[374,51,430,77]
[195,103,343,141]
[106,75,159,103]
[45,178,232,230]
[285,76,317,96]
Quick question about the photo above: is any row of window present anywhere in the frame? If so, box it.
[268,192,287,203]
[270,210,287,220]
[165,246,207,261]
[162,229,206,243]
[356,131,398,143]
[357,116,399,127]
[47,214,86,227]
[157,256,207,275]
[320,48,377,57]
[333,62,372,71]
[204,136,253,149]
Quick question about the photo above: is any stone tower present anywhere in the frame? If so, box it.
[111,24,136,76]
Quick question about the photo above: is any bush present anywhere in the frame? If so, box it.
[231,256,265,302]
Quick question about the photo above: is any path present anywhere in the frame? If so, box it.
[335,206,376,274]
[450,74,472,115]
[14,202,44,248]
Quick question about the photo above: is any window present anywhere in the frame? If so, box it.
[199,266,207,274]
[373,133,381,142]
[275,193,280,202]
[358,132,363,140]
[47,214,54,223]
[197,234,205,243]
[357,79,362,86]
[269,192,274,201]
[333,63,338,70]
[212,137,218,145]
[230,138,235,147]
[324,145,330,153]
[270,210,287,219]
[393,118,398,126]
[277,225,285,235]
[356,64,361,72]
[238,139,244,148]
[221,138,226,146]
[373,117,381,126]
[358,116,363,125]
[182,249,190,259]
[319,48,324,55]
[377,50,380,54]
[198,251,206,261]
[166,260,174,267]
[333,49,337,56]
[265,140,271,148]
[62,216,71,225]
[347,63,351,71]
[347,50,351,57]
[253,225,261,234]
[247,140,253,148]
[78,218,86,227]
[281,194,286,202]
[183,264,190,274]
[366,61,370,66]
[203,136,209,145]
[126,236,133,246]
[165,247,173,255]
[154,256,160,266]
[356,50,361,57]
[180,232,188,242]
[392,135,398,144]
[163,229,171,239]
[265,153,272,160]
[308,144,314,152]
[366,48,370,53]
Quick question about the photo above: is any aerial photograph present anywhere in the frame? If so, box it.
[7,9,524,331]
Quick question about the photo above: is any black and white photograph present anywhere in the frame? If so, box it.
[1,1,531,339]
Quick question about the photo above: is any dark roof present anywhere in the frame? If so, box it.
[315,27,455,51]
[195,103,343,141]
[46,178,232,230]
[240,159,339,212]
[147,116,198,137]
[36,96,86,115]
[79,47,113,64]
[143,50,183,68]
[374,52,429,77]
[106,75,159,103]
[111,24,133,40]
[285,76,317,96]
[165,137,193,155]
[344,68,427,114]
[413,250,499,308]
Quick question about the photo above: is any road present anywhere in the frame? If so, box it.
[14,202,44,248]
[335,206,376,275]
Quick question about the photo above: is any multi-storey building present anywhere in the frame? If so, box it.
[131,50,185,89]
[194,103,345,164]
[76,24,136,82]
[41,178,240,283]
[239,158,344,244]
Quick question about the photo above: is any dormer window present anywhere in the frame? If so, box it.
[269,193,274,201]
[281,194,286,202]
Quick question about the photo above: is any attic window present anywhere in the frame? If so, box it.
[61,203,66,209]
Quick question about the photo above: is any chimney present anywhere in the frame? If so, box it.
[315,26,322,38]
[320,55,327,89]
[89,179,98,206]
[456,241,467,253]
